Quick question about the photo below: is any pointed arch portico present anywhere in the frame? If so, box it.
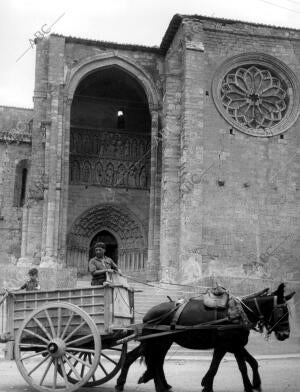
[65,52,160,110]
[39,50,161,281]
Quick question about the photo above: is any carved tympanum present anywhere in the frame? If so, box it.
[68,205,145,249]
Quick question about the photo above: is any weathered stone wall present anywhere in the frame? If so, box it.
[159,25,184,281]
[200,19,300,280]
[0,106,33,132]
[160,17,300,283]
[63,39,163,85]
[0,106,33,265]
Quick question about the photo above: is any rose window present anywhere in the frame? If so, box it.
[221,66,288,130]
[212,54,300,137]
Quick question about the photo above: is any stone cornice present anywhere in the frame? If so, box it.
[203,26,300,42]
[160,14,300,55]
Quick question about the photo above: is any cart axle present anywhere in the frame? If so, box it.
[47,338,66,358]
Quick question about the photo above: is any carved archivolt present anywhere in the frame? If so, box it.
[67,204,146,251]
[65,52,161,111]
[212,53,300,137]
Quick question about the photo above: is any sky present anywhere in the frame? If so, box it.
[0,0,300,108]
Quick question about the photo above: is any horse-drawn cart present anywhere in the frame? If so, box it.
[0,278,295,392]
[0,277,134,392]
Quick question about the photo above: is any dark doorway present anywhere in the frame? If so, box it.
[89,230,118,263]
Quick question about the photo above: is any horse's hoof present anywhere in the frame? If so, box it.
[253,388,261,392]
[167,384,172,390]
[115,385,124,391]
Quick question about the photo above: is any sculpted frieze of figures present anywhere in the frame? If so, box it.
[69,157,150,189]
[69,128,150,189]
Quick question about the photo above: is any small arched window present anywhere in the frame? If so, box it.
[117,110,125,129]
[13,159,30,207]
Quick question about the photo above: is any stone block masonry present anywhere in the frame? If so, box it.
[0,14,299,287]
[0,106,33,265]
[158,15,300,282]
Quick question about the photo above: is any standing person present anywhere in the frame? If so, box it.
[18,268,40,291]
[89,242,121,285]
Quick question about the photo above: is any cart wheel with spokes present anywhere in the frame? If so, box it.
[64,342,127,387]
[14,302,101,392]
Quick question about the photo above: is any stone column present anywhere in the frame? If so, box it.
[58,97,72,264]
[40,36,66,268]
[178,21,205,283]
[159,31,183,282]
[146,109,160,280]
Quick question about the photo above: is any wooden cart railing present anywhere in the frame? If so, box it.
[0,290,11,344]
[0,279,135,392]
[1,281,134,352]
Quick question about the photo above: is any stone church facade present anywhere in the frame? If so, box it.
[1,14,300,286]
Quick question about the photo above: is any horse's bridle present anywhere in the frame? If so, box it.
[253,296,289,335]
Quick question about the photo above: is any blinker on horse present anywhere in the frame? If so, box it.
[116,283,295,392]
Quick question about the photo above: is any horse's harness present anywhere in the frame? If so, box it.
[241,295,288,335]
[117,291,291,345]
[138,293,289,342]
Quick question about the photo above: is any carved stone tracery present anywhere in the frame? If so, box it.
[69,127,150,189]
[221,65,288,130]
[212,53,300,137]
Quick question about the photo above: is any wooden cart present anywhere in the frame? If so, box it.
[0,276,134,392]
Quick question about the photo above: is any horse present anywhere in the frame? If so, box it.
[116,344,260,391]
[115,283,295,392]
[115,288,271,391]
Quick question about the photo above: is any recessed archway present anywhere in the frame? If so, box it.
[65,52,159,110]
[69,66,152,189]
[66,204,147,274]
[60,53,161,280]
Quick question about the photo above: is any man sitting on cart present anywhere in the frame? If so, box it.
[89,242,121,285]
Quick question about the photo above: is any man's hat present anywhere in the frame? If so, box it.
[94,242,106,250]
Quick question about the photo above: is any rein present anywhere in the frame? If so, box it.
[253,297,267,333]
[236,296,273,334]
[267,302,290,334]
[239,295,288,336]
